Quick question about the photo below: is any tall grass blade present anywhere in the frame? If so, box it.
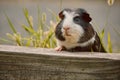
[5,14,17,33]
[42,31,54,48]
[107,32,112,53]
[6,33,15,39]
[23,8,33,29]
[99,29,105,40]
[0,38,13,44]
[25,38,31,46]
[42,13,46,23]
[13,33,22,46]
[22,25,35,34]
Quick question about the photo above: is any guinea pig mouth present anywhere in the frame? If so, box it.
[64,31,71,36]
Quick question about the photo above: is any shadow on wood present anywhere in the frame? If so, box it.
[0,45,120,80]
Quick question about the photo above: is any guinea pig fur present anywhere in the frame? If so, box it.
[55,8,106,52]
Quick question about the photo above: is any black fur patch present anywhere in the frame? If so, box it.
[66,33,106,52]
[55,21,65,41]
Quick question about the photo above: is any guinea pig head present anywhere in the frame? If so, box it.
[55,8,106,52]
[57,8,92,43]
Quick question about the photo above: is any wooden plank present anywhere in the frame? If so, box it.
[0,45,120,80]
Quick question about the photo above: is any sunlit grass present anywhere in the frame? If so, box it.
[3,8,59,48]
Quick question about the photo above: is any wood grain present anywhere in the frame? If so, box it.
[0,45,120,80]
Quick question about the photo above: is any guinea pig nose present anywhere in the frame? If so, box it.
[63,27,70,30]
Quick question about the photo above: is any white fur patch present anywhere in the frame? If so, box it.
[62,11,84,42]
[57,33,96,49]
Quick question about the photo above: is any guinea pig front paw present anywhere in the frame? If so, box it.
[55,46,66,51]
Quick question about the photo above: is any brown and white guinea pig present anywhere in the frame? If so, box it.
[55,8,106,52]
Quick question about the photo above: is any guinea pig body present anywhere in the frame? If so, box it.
[55,8,106,52]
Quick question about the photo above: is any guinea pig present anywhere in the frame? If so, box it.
[55,8,106,52]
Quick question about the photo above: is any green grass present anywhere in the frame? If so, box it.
[2,8,59,48]
[99,29,113,53]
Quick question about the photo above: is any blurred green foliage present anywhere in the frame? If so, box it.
[3,8,59,48]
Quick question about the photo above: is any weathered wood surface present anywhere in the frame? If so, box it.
[0,45,120,80]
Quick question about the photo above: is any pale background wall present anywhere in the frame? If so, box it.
[0,0,120,52]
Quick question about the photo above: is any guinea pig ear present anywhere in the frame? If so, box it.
[82,12,92,22]
[59,10,64,19]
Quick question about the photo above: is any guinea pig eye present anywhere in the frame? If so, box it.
[74,16,81,22]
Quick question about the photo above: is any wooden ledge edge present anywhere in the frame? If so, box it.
[0,45,120,60]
